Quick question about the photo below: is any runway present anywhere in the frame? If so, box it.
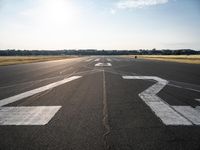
[0,56,200,150]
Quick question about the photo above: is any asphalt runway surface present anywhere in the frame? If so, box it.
[0,56,200,150]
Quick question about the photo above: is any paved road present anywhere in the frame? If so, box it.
[0,56,200,150]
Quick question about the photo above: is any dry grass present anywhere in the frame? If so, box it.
[126,55,200,64]
[0,56,77,66]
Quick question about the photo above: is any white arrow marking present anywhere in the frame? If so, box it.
[95,63,112,67]
[0,76,82,125]
[107,58,112,62]
[123,76,192,125]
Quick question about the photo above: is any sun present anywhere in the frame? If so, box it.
[42,0,78,25]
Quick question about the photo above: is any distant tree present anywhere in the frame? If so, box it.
[152,48,156,51]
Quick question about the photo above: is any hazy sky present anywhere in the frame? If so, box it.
[0,0,199,50]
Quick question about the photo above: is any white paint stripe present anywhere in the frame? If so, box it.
[0,106,61,125]
[173,106,200,125]
[122,76,168,84]
[195,106,200,111]
[95,63,112,67]
[94,58,100,61]
[195,98,200,102]
[123,76,192,125]
[168,84,182,88]
[185,88,200,93]
[147,102,192,125]
[95,63,102,66]
[0,76,82,107]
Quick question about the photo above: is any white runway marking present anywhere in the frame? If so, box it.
[195,98,200,102]
[147,102,191,125]
[0,76,81,125]
[94,58,100,61]
[123,76,192,125]
[95,63,112,67]
[107,58,112,62]
[0,106,61,125]
[185,88,200,93]
[0,76,82,107]
[173,106,200,125]
[195,106,200,111]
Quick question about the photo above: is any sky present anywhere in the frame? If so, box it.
[0,0,199,50]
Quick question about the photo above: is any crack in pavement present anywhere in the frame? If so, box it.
[102,69,111,150]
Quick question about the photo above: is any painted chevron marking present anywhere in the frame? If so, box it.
[0,76,82,125]
[123,76,192,126]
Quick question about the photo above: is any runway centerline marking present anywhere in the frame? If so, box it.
[95,63,112,67]
[123,76,192,126]
[0,76,82,125]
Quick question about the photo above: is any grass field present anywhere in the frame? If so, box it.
[127,55,200,64]
[0,56,78,66]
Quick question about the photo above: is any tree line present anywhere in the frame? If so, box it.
[0,49,199,56]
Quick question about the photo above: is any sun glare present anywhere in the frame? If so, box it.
[41,0,79,25]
